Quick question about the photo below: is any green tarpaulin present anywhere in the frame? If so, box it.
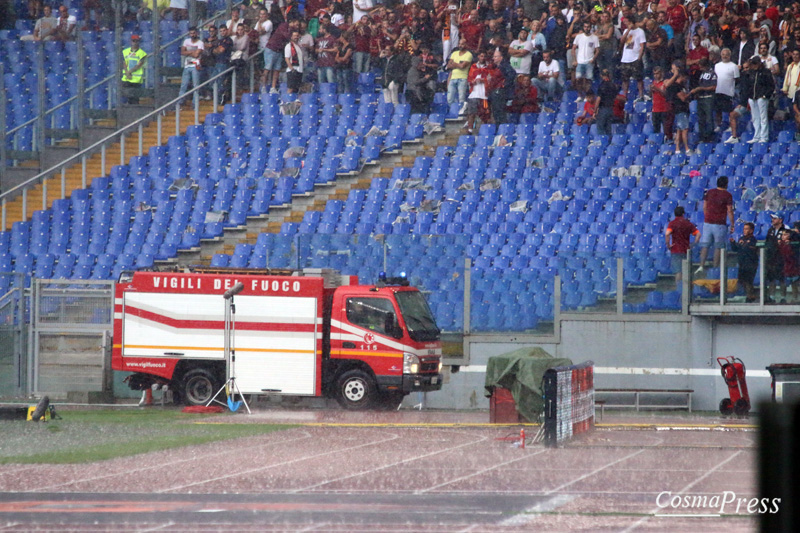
[484,347,572,423]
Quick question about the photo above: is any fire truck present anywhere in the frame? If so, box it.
[112,268,443,409]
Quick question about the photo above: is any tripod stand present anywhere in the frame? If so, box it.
[207,282,251,414]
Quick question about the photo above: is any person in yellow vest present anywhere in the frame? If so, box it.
[122,34,148,104]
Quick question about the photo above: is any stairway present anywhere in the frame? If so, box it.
[2,102,217,230]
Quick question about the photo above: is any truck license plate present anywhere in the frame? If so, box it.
[431,376,438,384]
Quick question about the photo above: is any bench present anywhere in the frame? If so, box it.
[595,389,694,412]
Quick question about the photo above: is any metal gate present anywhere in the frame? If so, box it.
[29,279,114,398]
[0,273,27,398]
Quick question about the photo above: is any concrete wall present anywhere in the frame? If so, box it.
[428,316,800,412]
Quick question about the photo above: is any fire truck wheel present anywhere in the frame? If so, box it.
[719,398,733,415]
[734,398,750,416]
[182,369,218,406]
[336,370,376,410]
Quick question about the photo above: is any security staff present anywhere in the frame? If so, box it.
[122,34,148,104]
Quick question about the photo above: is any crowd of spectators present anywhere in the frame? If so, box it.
[11,0,800,143]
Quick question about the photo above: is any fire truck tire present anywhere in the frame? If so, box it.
[335,370,376,410]
[734,398,750,416]
[182,369,219,406]
[719,398,733,415]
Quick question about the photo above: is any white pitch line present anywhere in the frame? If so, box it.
[417,449,548,494]
[136,522,176,532]
[620,450,743,533]
[500,494,576,526]
[160,431,402,492]
[295,429,490,493]
[27,431,316,492]
[544,447,651,495]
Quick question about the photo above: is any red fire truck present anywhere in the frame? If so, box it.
[112,268,443,409]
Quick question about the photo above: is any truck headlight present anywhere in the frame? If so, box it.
[403,353,420,374]
[438,361,443,373]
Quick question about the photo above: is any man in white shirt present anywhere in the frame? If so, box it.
[179,26,205,106]
[20,5,57,41]
[572,21,599,101]
[783,49,800,139]
[533,49,561,101]
[753,42,779,76]
[619,16,646,102]
[353,0,374,24]
[509,29,535,76]
[284,30,305,94]
[51,5,77,41]
[714,47,739,135]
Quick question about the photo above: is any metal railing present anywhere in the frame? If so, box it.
[0,52,259,229]
[1,0,234,170]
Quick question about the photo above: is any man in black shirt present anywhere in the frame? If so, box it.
[596,68,618,135]
[730,222,758,302]
[690,57,717,143]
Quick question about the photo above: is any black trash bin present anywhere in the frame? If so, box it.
[766,364,800,402]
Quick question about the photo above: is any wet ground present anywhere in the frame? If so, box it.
[0,408,760,532]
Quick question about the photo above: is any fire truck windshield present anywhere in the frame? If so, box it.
[395,290,440,342]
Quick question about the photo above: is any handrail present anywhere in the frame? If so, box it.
[0,52,258,227]
[2,6,231,139]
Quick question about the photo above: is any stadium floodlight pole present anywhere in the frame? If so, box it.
[208,281,251,414]
[115,0,122,111]
[152,0,161,100]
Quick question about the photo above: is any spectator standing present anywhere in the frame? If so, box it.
[666,205,701,287]
[745,56,774,144]
[725,59,752,144]
[255,8,273,70]
[733,28,756,67]
[165,0,188,21]
[650,66,673,139]
[533,49,561,101]
[779,230,800,302]
[596,10,617,73]
[225,7,242,32]
[686,33,708,88]
[121,34,148,105]
[445,37,473,114]
[596,68,618,136]
[714,48,739,133]
[353,0,374,24]
[179,26,205,106]
[783,49,800,139]
[645,16,669,77]
[690,57,717,143]
[755,41,780,76]
[509,29,535,76]
[316,24,337,85]
[464,50,491,134]
[665,0,688,53]
[440,0,460,66]
[765,213,790,302]
[572,21,599,101]
[381,43,408,105]
[211,24,233,100]
[730,222,758,302]
[334,33,354,93]
[664,61,691,155]
[619,17,646,102]
[352,14,373,74]
[284,30,304,94]
[548,15,568,85]
[264,19,293,93]
[490,47,516,124]
[696,176,735,274]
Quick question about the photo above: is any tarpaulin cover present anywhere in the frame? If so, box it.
[484,347,572,422]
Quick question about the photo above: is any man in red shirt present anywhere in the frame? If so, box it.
[650,66,673,139]
[696,176,735,274]
[666,0,688,52]
[666,205,702,286]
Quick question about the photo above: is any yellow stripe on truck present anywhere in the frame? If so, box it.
[333,350,403,358]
